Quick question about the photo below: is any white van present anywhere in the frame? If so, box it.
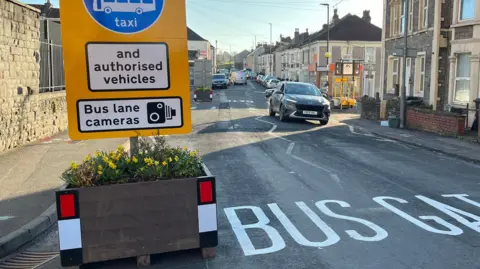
[230,71,247,85]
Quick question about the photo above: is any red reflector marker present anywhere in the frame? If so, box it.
[59,194,76,218]
[199,181,213,203]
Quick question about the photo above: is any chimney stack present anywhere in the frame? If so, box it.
[332,9,339,24]
[362,10,372,23]
[294,28,300,45]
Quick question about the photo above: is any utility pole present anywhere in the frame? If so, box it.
[269,23,272,76]
[400,0,409,128]
[215,40,218,73]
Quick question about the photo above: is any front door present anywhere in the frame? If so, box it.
[406,58,411,96]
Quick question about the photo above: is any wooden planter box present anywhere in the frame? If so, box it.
[193,90,212,102]
[55,164,217,267]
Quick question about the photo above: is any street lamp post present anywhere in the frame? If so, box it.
[269,23,272,76]
[320,3,331,88]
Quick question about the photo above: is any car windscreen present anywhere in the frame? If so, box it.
[285,84,321,96]
[213,75,225,79]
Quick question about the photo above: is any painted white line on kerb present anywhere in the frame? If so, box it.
[0,216,14,221]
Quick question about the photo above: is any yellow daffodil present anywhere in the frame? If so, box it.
[132,156,138,163]
[97,165,103,171]
[169,157,173,162]
[84,155,92,162]
[98,171,103,175]
[117,145,124,152]
[108,161,117,169]
[70,162,79,170]
[174,156,179,162]
[154,161,159,166]
[103,156,109,162]
[127,159,131,164]
[95,151,101,157]
[183,146,188,151]
[162,161,167,166]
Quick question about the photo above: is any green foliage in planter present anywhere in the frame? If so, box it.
[386,99,400,117]
[196,86,211,91]
[360,96,377,104]
[61,136,205,188]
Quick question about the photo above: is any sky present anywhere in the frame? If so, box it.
[26,0,383,53]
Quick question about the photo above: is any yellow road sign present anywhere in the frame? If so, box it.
[335,77,349,82]
[60,0,191,140]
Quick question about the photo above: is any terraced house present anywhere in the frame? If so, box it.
[261,10,382,97]
[382,0,479,127]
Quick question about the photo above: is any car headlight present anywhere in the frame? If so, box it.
[322,100,331,109]
[284,99,296,109]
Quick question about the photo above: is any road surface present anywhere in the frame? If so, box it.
[18,81,480,269]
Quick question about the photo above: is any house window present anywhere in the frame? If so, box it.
[408,0,413,32]
[392,58,399,88]
[460,0,475,20]
[454,54,471,103]
[365,47,375,63]
[419,0,428,29]
[391,5,398,36]
[415,55,425,96]
[400,0,406,34]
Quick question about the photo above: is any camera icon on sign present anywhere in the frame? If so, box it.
[147,102,176,124]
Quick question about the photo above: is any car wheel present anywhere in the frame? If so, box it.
[269,102,275,117]
[319,119,329,126]
[279,105,287,122]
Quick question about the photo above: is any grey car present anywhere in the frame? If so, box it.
[268,82,331,125]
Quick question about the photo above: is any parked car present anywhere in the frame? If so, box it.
[261,76,276,87]
[211,73,228,89]
[268,82,331,125]
[256,75,264,83]
[266,78,280,89]
[230,71,247,85]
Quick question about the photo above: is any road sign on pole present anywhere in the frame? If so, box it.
[60,0,191,140]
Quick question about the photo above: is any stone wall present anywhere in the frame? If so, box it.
[0,0,68,153]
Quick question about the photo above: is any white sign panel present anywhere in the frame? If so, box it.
[343,63,353,75]
[77,97,183,132]
[86,43,170,91]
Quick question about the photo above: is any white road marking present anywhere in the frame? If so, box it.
[373,196,463,235]
[442,194,480,208]
[191,106,197,110]
[224,206,286,256]
[330,174,341,185]
[252,114,336,177]
[0,216,14,221]
[316,200,388,242]
[286,142,295,155]
[224,193,479,257]
[269,202,340,248]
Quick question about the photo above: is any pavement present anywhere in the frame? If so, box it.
[4,80,480,269]
[0,131,127,258]
[339,115,480,165]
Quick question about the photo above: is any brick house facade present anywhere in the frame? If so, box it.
[382,0,450,108]
[382,0,479,130]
